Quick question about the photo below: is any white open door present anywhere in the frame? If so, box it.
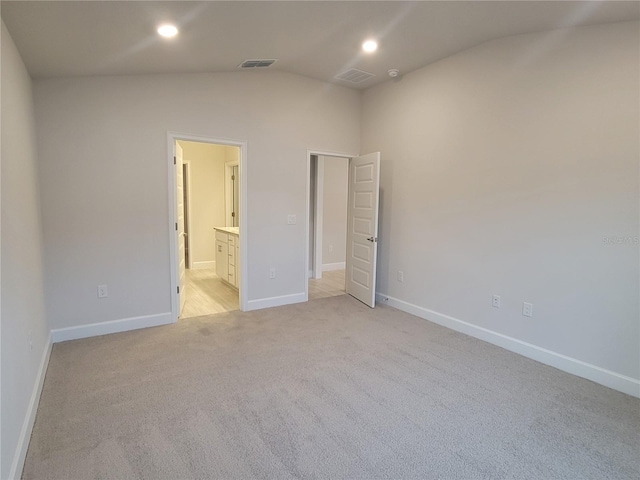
[176,142,186,315]
[346,152,380,308]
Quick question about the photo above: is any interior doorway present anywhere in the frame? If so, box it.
[168,133,248,321]
[306,150,381,308]
[307,153,350,300]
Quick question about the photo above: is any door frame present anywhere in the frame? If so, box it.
[168,132,248,319]
[311,155,324,280]
[225,159,239,227]
[183,160,193,269]
[305,149,356,300]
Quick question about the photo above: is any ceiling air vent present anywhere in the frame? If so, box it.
[335,68,375,84]
[238,59,278,69]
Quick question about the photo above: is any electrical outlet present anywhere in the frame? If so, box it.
[28,330,33,351]
[287,214,297,225]
[523,302,533,317]
[492,295,501,308]
[97,284,108,298]
[329,244,333,252]
[397,271,404,282]
[269,268,276,279]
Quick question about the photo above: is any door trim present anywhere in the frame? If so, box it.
[183,160,193,269]
[225,159,239,227]
[313,156,324,280]
[305,149,357,301]
[168,132,248,319]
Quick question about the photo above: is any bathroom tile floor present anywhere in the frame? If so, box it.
[181,268,239,318]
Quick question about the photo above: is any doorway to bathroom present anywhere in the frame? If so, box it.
[168,134,247,320]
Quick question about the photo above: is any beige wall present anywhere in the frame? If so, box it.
[34,70,360,326]
[178,141,231,267]
[321,156,348,267]
[362,21,640,381]
[1,22,50,480]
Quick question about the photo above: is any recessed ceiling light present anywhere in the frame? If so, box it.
[362,40,378,53]
[157,24,178,38]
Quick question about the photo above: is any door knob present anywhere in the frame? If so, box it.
[367,237,377,243]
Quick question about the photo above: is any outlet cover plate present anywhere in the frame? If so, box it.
[492,295,501,308]
[97,284,108,298]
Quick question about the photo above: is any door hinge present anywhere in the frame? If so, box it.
[231,175,235,180]
[177,286,180,294]
[231,212,235,217]
[175,222,178,231]
[174,156,176,165]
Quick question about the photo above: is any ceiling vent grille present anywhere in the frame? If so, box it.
[238,59,278,69]
[335,68,375,84]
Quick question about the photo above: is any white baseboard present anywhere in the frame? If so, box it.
[246,292,307,311]
[376,293,640,398]
[192,261,215,270]
[51,312,174,343]
[322,262,345,272]
[10,335,53,480]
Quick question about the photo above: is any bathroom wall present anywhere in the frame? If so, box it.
[178,141,238,269]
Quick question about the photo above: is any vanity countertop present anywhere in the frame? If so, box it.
[214,226,239,236]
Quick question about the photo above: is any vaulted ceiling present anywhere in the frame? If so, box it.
[2,1,638,89]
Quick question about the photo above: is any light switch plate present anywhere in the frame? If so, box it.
[287,214,297,225]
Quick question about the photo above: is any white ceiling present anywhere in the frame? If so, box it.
[2,1,638,89]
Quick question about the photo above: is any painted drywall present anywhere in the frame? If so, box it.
[321,156,348,267]
[362,21,640,381]
[33,70,360,328]
[1,21,50,480]
[178,141,229,267]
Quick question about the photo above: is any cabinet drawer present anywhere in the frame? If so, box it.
[228,244,236,266]
[228,234,236,246]
[215,230,229,242]
[215,240,228,279]
[228,270,236,287]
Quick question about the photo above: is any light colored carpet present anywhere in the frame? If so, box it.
[24,295,639,479]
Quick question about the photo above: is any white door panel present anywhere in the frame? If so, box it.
[345,152,380,308]
[176,143,186,315]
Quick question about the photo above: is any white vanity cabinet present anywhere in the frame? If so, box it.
[214,228,239,289]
